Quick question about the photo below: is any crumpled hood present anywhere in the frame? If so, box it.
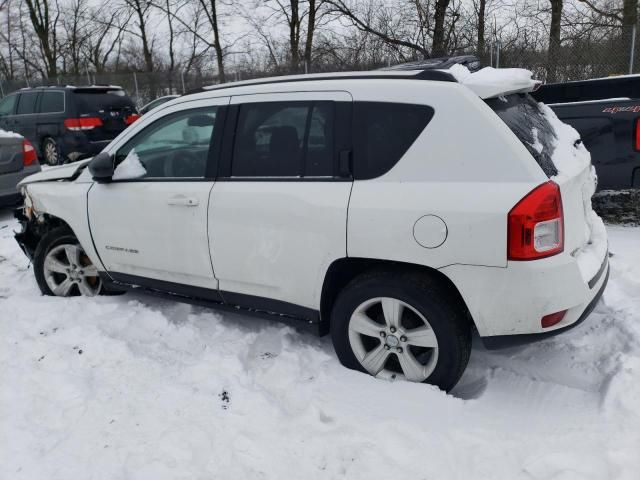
[18,159,92,187]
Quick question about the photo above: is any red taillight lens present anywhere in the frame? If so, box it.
[64,117,103,131]
[22,140,37,166]
[124,114,140,125]
[508,181,564,260]
[635,118,640,150]
[541,310,567,328]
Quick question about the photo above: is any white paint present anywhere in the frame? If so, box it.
[413,215,447,249]
[17,75,606,345]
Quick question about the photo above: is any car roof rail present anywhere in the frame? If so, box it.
[192,69,457,95]
[381,55,482,73]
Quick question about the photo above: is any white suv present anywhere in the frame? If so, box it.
[14,68,609,391]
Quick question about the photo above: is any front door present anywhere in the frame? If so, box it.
[208,91,353,311]
[88,97,228,290]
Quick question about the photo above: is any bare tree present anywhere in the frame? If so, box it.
[122,0,154,72]
[547,0,563,82]
[23,0,60,77]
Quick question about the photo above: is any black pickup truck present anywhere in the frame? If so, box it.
[533,75,640,190]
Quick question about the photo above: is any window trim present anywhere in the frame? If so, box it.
[110,105,225,183]
[219,100,348,181]
[38,91,66,114]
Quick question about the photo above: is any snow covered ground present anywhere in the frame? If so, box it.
[0,207,638,480]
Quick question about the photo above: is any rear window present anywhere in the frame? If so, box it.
[485,94,558,177]
[353,102,434,179]
[72,90,135,114]
[40,91,64,113]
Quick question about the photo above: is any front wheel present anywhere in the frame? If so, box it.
[34,227,102,297]
[330,270,471,391]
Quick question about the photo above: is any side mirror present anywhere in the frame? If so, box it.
[89,152,115,183]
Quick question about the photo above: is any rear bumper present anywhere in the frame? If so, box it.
[440,248,610,340]
[482,262,609,349]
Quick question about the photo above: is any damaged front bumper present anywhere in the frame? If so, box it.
[14,207,39,261]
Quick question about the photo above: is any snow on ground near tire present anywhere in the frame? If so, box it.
[1,209,639,480]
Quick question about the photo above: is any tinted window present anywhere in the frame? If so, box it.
[73,90,135,114]
[486,94,558,177]
[40,91,64,113]
[232,101,334,177]
[16,92,38,115]
[115,107,217,179]
[0,95,17,115]
[353,102,434,179]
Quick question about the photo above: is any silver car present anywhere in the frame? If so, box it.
[0,132,41,207]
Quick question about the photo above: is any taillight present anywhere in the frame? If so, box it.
[508,181,564,260]
[635,118,640,150]
[22,140,37,166]
[64,117,103,131]
[124,114,140,125]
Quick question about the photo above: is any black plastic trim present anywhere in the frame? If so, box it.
[588,253,609,290]
[482,265,609,350]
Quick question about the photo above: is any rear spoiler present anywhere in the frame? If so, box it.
[446,65,542,100]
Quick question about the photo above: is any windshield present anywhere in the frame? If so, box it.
[485,93,558,177]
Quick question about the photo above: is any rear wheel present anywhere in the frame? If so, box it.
[42,137,60,166]
[330,270,471,391]
[34,227,102,297]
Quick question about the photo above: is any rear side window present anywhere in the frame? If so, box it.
[72,90,135,114]
[485,94,558,177]
[40,91,64,113]
[16,92,38,114]
[353,102,434,179]
[232,101,334,177]
[0,94,17,115]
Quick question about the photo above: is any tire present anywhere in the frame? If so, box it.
[330,269,471,392]
[42,137,61,166]
[34,227,102,297]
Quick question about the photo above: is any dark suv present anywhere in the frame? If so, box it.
[0,86,138,165]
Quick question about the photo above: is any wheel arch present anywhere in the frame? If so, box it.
[320,257,475,331]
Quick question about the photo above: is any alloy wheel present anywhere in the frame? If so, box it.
[44,140,59,166]
[348,297,439,382]
[43,244,101,296]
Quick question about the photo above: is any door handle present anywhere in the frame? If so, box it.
[167,195,199,207]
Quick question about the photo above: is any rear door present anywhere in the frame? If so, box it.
[13,91,40,142]
[70,88,137,142]
[208,91,353,311]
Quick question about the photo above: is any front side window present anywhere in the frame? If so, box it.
[115,107,217,179]
[232,101,335,177]
[0,95,17,115]
[40,91,65,113]
[16,92,39,115]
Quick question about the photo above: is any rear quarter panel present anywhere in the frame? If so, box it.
[347,81,547,269]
